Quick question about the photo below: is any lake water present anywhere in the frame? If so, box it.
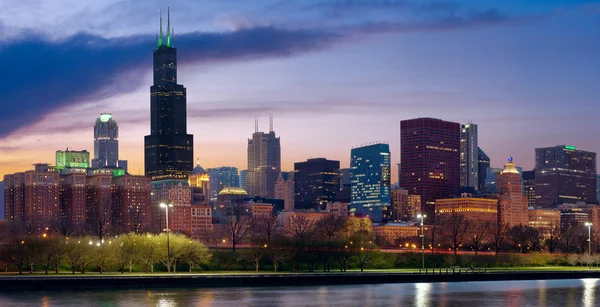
[0,279,598,306]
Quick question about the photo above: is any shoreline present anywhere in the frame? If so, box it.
[1,271,600,292]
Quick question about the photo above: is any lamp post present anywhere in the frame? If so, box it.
[417,214,426,269]
[585,222,593,255]
[160,203,174,270]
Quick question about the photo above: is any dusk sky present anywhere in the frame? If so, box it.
[0,0,599,181]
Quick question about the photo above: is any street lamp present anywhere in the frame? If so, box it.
[160,203,174,270]
[585,222,593,255]
[417,213,427,269]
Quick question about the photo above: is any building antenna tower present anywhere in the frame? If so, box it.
[269,114,273,132]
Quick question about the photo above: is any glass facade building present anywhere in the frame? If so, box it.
[400,118,460,221]
[350,143,391,223]
[207,167,240,202]
[477,147,490,192]
[144,13,194,181]
[293,158,340,210]
[460,123,479,189]
[535,145,597,208]
[92,113,127,171]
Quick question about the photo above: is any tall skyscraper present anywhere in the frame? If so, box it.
[460,123,478,189]
[535,145,597,208]
[294,158,340,210]
[207,166,240,201]
[350,143,391,223]
[247,119,281,198]
[497,157,529,226]
[144,10,194,181]
[400,118,460,221]
[391,188,421,222]
[477,147,490,192]
[92,114,128,171]
[523,170,536,207]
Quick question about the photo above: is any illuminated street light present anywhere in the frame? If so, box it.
[160,203,174,271]
[585,222,593,255]
[417,214,426,269]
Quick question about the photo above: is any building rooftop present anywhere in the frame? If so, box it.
[218,187,248,195]
[501,157,520,174]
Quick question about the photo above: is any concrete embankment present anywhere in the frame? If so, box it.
[1,271,599,292]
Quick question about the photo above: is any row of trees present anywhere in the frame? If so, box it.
[0,233,211,274]
[396,214,596,256]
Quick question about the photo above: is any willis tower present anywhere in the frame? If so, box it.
[145,9,194,181]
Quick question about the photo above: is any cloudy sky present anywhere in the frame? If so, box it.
[0,0,599,181]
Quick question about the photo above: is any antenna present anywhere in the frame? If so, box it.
[159,9,163,46]
[166,7,171,47]
[269,114,273,132]
[255,117,258,133]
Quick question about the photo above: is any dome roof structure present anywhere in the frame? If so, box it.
[501,156,520,174]
[218,187,248,195]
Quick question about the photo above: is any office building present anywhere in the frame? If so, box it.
[391,188,421,222]
[112,175,153,233]
[59,171,88,230]
[240,170,248,190]
[435,194,498,224]
[597,174,600,203]
[497,157,528,226]
[523,170,536,207]
[400,118,460,221]
[294,158,340,210]
[477,147,490,192]
[340,168,351,190]
[528,208,560,230]
[247,119,281,198]
[189,160,210,205]
[460,123,478,189]
[535,145,597,208]
[145,11,194,181]
[92,113,127,171]
[151,180,192,235]
[0,181,4,219]
[274,172,294,211]
[207,166,239,202]
[350,143,391,223]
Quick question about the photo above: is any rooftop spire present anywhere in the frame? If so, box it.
[269,114,273,132]
[167,7,171,47]
[158,9,164,47]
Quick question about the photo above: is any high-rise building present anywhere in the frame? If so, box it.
[497,157,529,226]
[56,149,90,170]
[3,164,60,233]
[247,119,281,198]
[207,167,240,202]
[400,118,460,221]
[390,188,421,222]
[293,158,340,210]
[112,175,153,233]
[274,172,294,211]
[92,113,128,171]
[240,170,248,191]
[597,174,600,204]
[189,160,210,205]
[145,11,194,181]
[535,145,597,208]
[477,147,490,192]
[339,168,351,190]
[59,171,88,230]
[460,123,478,190]
[523,170,536,207]
[350,143,391,223]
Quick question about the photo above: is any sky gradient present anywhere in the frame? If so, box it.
[0,0,599,182]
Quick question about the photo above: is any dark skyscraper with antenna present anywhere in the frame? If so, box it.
[145,9,194,181]
[247,117,281,198]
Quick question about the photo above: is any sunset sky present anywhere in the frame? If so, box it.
[0,0,599,182]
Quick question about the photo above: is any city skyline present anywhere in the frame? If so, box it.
[1,1,599,181]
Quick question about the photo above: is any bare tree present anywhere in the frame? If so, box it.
[469,221,489,255]
[252,216,280,243]
[316,214,347,272]
[225,202,252,253]
[444,214,470,256]
[489,222,509,255]
[429,216,443,254]
[543,223,561,254]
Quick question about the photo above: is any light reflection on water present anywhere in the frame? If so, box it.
[1,279,598,307]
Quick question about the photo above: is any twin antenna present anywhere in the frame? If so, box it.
[157,7,174,48]
[255,115,274,133]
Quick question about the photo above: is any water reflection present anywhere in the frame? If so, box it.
[582,278,598,307]
[0,279,598,307]
[414,283,431,307]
